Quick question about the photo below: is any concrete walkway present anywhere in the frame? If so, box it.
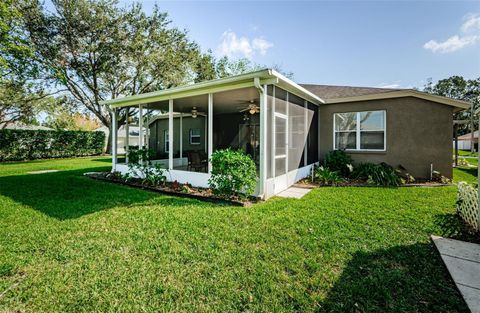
[431,235,480,313]
[277,186,313,199]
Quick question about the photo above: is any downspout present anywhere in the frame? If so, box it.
[254,76,263,92]
[254,77,266,199]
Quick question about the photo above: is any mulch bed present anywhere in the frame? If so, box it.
[84,172,257,207]
[295,178,452,188]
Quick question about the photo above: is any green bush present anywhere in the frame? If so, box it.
[324,150,353,177]
[208,149,257,199]
[125,147,167,186]
[352,162,402,187]
[0,129,105,161]
[314,166,343,186]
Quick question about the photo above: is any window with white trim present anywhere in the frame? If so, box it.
[334,110,386,151]
[164,130,169,152]
[189,128,201,145]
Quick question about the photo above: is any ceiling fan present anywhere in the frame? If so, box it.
[237,100,260,115]
[190,106,206,118]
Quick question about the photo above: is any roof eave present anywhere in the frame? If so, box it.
[100,68,325,109]
[324,90,470,110]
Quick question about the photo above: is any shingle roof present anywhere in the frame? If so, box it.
[458,131,479,140]
[299,84,402,100]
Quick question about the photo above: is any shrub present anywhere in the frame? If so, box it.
[432,170,451,184]
[126,147,167,186]
[324,150,353,177]
[314,166,343,186]
[457,158,469,167]
[208,149,257,199]
[352,162,402,187]
[397,165,415,184]
[0,129,105,161]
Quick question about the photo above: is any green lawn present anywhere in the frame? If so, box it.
[0,157,478,312]
[454,149,478,157]
[454,166,478,184]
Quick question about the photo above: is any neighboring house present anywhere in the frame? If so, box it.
[101,69,469,199]
[454,131,478,151]
[0,122,53,130]
[95,125,142,153]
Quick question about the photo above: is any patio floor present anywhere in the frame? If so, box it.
[431,235,480,313]
[277,186,313,199]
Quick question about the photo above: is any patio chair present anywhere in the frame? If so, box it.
[187,151,207,172]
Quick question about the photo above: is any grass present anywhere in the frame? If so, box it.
[0,157,478,312]
[453,149,478,157]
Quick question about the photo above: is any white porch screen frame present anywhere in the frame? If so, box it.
[168,99,173,170]
[207,93,213,173]
[164,130,169,152]
[333,110,386,152]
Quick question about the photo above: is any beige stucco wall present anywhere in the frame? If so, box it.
[319,96,454,179]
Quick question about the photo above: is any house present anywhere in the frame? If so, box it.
[0,122,53,130]
[100,69,469,199]
[454,131,477,151]
[95,125,143,153]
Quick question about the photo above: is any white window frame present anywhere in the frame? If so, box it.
[164,130,169,152]
[333,110,386,152]
[189,128,201,145]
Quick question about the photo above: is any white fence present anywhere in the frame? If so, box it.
[457,182,480,232]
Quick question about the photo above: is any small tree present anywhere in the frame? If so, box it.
[208,149,257,199]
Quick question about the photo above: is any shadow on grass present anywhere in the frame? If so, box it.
[456,166,477,176]
[321,243,469,312]
[434,213,480,243]
[0,167,209,220]
[91,157,125,163]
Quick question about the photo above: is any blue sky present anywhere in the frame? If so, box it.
[59,1,480,88]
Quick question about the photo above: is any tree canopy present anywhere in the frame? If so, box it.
[423,76,480,134]
[0,0,48,127]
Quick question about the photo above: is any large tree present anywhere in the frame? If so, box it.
[424,76,480,152]
[423,76,480,132]
[20,0,205,151]
[0,0,48,126]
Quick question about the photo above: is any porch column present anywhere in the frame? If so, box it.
[138,104,144,148]
[168,99,173,170]
[271,86,276,178]
[145,108,150,149]
[125,107,129,164]
[259,84,267,197]
[179,113,183,159]
[304,100,308,167]
[111,108,118,172]
[208,93,213,173]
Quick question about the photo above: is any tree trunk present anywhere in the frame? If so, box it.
[106,127,112,154]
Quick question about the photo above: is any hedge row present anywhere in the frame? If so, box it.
[0,129,105,162]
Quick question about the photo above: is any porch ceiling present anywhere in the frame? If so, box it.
[141,87,259,115]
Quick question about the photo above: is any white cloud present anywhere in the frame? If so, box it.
[218,31,273,59]
[377,83,401,89]
[423,35,479,53]
[424,12,480,53]
[461,13,480,33]
[252,38,274,56]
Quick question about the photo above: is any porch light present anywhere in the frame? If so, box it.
[191,107,197,118]
[249,108,256,115]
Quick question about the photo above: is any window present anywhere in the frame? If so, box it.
[334,110,385,151]
[164,130,169,152]
[189,128,201,144]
